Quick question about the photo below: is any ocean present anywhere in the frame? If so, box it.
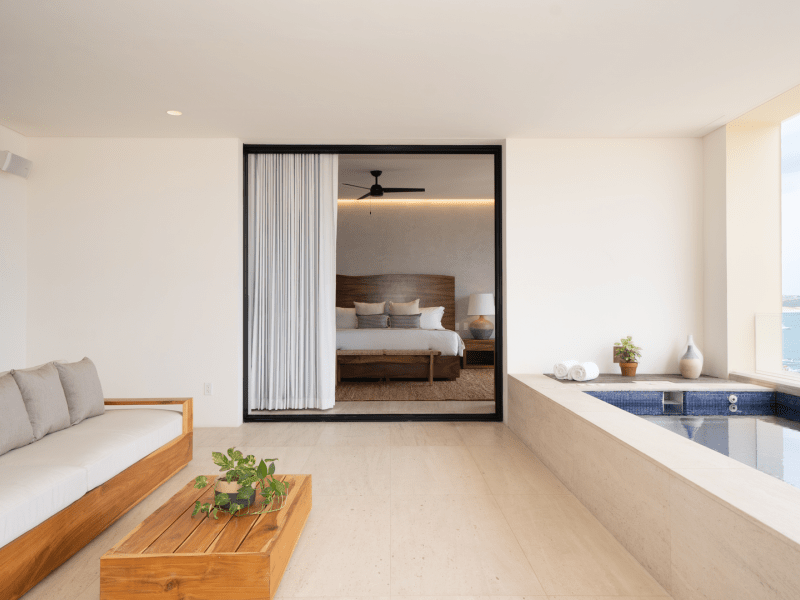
[784,312,800,373]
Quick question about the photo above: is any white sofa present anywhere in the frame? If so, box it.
[0,359,193,600]
[0,408,183,548]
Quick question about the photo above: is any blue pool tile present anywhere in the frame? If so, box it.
[684,391,774,416]
[585,391,664,415]
[775,392,800,423]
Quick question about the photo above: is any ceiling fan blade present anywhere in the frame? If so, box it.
[382,188,426,193]
[343,183,370,190]
[357,192,372,200]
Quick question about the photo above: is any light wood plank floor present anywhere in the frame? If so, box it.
[21,422,672,600]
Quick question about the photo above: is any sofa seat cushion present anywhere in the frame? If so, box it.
[0,409,183,490]
[0,464,87,548]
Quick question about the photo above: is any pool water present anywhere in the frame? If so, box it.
[642,415,800,489]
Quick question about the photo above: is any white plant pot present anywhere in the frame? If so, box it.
[214,478,257,508]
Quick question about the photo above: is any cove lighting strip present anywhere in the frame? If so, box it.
[337,199,494,206]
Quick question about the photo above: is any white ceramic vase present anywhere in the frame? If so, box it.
[679,334,703,379]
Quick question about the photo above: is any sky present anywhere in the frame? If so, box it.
[782,113,800,296]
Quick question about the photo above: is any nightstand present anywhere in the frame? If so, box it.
[462,338,495,369]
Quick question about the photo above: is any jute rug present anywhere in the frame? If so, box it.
[336,369,494,402]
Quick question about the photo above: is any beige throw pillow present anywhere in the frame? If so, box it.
[11,363,71,440]
[55,357,106,425]
[354,301,385,315]
[0,373,35,455]
[336,307,358,329]
[388,299,420,315]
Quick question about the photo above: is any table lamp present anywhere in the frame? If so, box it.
[467,293,495,339]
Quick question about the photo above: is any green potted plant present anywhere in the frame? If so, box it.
[614,336,642,377]
[192,448,289,519]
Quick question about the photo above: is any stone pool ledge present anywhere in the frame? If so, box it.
[537,372,772,392]
[508,373,800,600]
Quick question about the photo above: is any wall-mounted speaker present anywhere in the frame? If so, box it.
[0,151,32,178]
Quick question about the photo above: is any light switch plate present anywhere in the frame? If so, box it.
[204,382,213,396]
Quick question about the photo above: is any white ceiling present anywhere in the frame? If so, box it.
[3,1,800,139]
[338,154,493,199]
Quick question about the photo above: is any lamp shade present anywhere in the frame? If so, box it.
[467,293,495,316]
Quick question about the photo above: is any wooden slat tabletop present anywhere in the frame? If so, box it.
[107,475,307,557]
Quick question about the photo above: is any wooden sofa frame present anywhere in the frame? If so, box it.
[0,398,194,600]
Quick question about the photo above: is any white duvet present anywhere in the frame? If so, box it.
[336,329,464,357]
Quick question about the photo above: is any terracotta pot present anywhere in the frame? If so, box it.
[620,362,638,377]
[214,478,257,508]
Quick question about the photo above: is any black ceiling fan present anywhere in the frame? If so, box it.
[342,170,425,200]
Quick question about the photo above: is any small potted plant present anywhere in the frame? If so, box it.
[192,448,289,519]
[615,336,642,377]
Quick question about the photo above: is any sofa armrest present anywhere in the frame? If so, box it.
[103,398,193,434]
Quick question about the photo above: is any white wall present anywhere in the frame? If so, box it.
[505,138,704,375]
[0,125,28,371]
[26,138,243,427]
[702,126,729,377]
[725,123,783,373]
[336,200,495,333]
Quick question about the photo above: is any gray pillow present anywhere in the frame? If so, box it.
[357,314,389,328]
[0,373,35,455]
[11,363,72,440]
[54,357,106,425]
[390,313,422,329]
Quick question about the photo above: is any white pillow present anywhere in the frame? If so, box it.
[354,301,385,315]
[336,307,358,329]
[419,306,446,330]
[388,299,420,315]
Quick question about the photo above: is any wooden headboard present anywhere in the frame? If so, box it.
[336,274,456,331]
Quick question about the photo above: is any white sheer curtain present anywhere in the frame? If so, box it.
[248,154,337,410]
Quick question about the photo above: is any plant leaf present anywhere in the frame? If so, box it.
[194,475,208,489]
[257,459,269,479]
[212,452,229,468]
[237,486,255,499]
[215,493,230,507]
[268,462,275,476]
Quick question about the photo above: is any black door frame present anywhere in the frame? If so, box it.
[242,144,503,422]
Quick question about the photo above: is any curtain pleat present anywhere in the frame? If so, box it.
[248,154,337,410]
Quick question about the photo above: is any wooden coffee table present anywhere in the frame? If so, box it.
[100,474,311,600]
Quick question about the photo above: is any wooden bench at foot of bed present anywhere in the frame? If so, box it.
[337,350,443,385]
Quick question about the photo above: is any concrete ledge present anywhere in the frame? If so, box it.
[730,370,800,397]
[508,373,800,600]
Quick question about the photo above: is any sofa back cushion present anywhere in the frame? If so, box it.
[54,357,105,425]
[0,373,35,455]
[11,363,71,440]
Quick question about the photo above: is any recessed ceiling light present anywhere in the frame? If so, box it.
[166,110,182,116]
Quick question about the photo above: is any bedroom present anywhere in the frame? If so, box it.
[246,149,500,418]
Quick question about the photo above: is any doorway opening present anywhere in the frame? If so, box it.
[243,145,503,422]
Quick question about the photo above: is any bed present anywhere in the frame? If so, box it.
[336,274,463,381]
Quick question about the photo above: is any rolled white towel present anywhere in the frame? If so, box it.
[554,360,579,380]
[568,362,600,382]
